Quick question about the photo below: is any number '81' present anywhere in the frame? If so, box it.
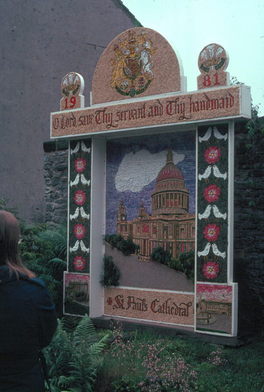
[203,73,220,87]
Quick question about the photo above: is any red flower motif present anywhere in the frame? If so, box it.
[203,224,220,242]
[73,256,87,271]
[73,190,86,206]
[204,146,221,164]
[203,184,221,203]
[73,223,86,240]
[74,158,87,173]
[202,261,220,279]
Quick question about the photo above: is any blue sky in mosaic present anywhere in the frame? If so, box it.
[106,130,195,234]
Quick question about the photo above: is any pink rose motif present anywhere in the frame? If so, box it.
[73,190,86,206]
[202,261,220,279]
[73,223,86,240]
[74,158,87,173]
[73,256,86,271]
[203,184,221,203]
[203,224,220,242]
[204,146,221,164]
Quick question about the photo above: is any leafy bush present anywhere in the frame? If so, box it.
[151,246,171,265]
[0,198,18,216]
[105,234,139,256]
[44,315,110,392]
[179,250,195,280]
[168,257,184,272]
[117,236,139,256]
[168,251,194,281]
[19,224,67,314]
[105,234,124,248]
[101,255,120,287]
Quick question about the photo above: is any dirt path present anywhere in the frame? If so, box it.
[105,243,193,292]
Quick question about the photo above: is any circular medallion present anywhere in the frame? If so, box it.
[61,72,84,97]
[198,43,228,73]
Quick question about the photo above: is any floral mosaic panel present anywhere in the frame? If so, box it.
[68,140,91,273]
[197,125,228,283]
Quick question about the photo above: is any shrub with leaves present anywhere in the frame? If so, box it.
[105,234,139,256]
[104,234,124,249]
[44,315,110,392]
[19,224,67,314]
[101,255,120,287]
[151,246,171,265]
[178,251,195,280]
[168,251,194,281]
[0,198,19,216]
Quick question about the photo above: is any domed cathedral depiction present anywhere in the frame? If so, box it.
[117,151,195,261]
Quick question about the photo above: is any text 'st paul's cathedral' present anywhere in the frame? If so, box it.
[117,151,195,261]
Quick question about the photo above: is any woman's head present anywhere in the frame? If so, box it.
[0,210,34,278]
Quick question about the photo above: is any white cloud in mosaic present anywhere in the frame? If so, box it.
[115,149,185,192]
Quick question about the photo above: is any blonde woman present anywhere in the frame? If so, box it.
[0,211,57,392]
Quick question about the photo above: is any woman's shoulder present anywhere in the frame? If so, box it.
[28,277,46,288]
[18,275,53,304]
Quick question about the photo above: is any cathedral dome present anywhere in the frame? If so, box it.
[156,161,184,182]
[151,150,189,216]
[155,150,184,189]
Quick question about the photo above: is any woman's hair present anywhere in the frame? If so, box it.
[0,210,35,278]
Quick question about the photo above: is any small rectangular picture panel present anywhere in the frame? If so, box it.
[105,287,194,327]
[196,283,235,335]
[63,272,90,316]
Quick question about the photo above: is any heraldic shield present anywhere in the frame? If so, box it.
[111,30,155,97]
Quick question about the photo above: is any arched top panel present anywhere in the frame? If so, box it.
[92,27,184,105]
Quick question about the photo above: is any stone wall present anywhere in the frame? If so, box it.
[43,141,68,226]
[234,119,264,335]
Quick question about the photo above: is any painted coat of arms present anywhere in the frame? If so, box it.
[111,30,155,97]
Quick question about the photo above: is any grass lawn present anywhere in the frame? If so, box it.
[95,325,264,392]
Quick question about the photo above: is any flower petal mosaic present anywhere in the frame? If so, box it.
[203,184,221,203]
[73,256,87,271]
[204,146,221,164]
[197,125,228,283]
[68,141,91,273]
[74,190,86,206]
[202,261,220,280]
[74,157,87,173]
[73,223,86,240]
[203,224,221,242]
